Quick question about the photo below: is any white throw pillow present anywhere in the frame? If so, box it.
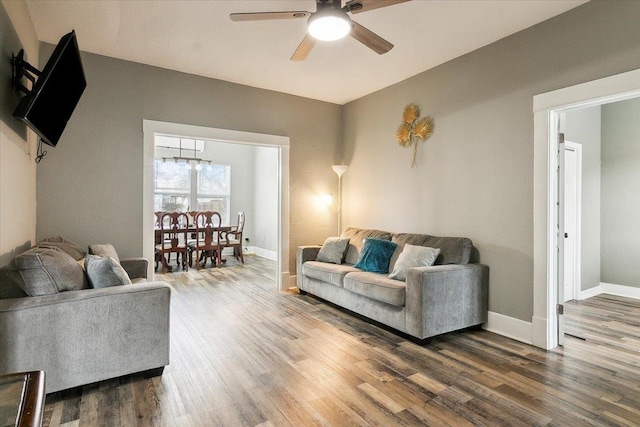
[388,244,441,281]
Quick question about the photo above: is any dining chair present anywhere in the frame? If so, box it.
[189,211,222,269]
[154,211,170,270]
[156,211,189,273]
[220,211,245,264]
[185,210,199,266]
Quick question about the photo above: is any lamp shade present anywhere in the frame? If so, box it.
[332,164,349,177]
[308,10,352,41]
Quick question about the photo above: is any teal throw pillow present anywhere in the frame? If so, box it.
[354,238,397,274]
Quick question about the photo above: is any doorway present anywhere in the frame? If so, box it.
[533,68,640,349]
[142,120,291,290]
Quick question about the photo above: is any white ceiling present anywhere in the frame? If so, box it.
[24,0,587,105]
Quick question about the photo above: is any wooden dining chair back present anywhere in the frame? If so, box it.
[154,211,171,269]
[191,211,222,269]
[220,211,245,264]
[157,212,189,273]
[185,210,200,264]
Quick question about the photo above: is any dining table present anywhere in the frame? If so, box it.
[155,224,233,272]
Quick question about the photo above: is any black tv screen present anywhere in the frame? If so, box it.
[13,30,86,147]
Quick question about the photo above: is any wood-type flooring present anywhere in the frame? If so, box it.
[42,257,640,426]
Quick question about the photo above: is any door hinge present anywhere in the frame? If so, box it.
[558,133,565,144]
[557,303,564,315]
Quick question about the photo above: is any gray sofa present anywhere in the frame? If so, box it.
[0,241,170,393]
[297,227,489,341]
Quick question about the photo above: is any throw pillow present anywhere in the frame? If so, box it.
[316,237,350,264]
[354,238,398,274]
[37,236,86,261]
[84,254,132,289]
[88,243,120,263]
[8,247,86,296]
[388,244,441,281]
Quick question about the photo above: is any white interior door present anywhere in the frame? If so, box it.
[563,141,582,303]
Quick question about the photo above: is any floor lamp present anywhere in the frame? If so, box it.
[332,164,348,235]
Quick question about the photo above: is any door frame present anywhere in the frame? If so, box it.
[532,68,640,349]
[142,120,291,290]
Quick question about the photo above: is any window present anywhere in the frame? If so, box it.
[154,137,231,223]
[154,159,190,212]
[197,163,231,224]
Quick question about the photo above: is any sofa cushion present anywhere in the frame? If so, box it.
[302,261,360,287]
[344,272,406,307]
[389,244,441,281]
[354,238,397,274]
[390,233,472,268]
[316,237,350,264]
[88,243,120,263]
[84,254,132,288]
[341,227,392,265]
[37,236,86,261]
[8,247,86,296]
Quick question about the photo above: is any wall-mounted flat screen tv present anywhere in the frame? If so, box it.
[13,30,86,147]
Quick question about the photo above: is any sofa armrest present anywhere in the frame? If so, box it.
[405,264,489,339]
[296,246,321,289]
[0,282,171,393]
[120,257,149,280]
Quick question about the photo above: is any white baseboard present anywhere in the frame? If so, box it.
[531,315,551,349]
[289,275,297,289]
[248,246,277,261]
[578,283,640,300]
[579,285,602,300]
[484,311,532,345]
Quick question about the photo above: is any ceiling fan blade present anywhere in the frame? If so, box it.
[230,11,310,22]
[291,35,317,61]
[350,21,393,54]
[345,0,410,14]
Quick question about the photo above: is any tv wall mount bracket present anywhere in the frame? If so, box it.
[12,49,41,96]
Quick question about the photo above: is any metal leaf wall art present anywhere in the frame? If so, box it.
[396,104,434,167]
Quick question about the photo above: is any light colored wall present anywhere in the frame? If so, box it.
[601,97,640,288]
[0,1,38,266]
[36,47,342,272]
[253,146,278,253]
[564,106,601,292]
[342,1,640,322]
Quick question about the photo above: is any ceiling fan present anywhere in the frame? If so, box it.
[230,0,410,61]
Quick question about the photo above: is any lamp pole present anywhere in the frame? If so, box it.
[332,165,348,235]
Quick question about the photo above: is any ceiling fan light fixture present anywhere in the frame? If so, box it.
[308,10,352,41]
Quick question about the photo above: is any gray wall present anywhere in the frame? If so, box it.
[601,97,640,288]
[0,1,38,266]
[30,1,640,321]
[342,1,640,322]
[36,47,342,274]
[564,106,601,292]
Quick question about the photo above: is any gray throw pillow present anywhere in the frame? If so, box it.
[388,244,441,281]
[88,243,120,263]
[316,237,350,264]
[37,236,86,261]
[84,254,132,288]
[8,247,86,296]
